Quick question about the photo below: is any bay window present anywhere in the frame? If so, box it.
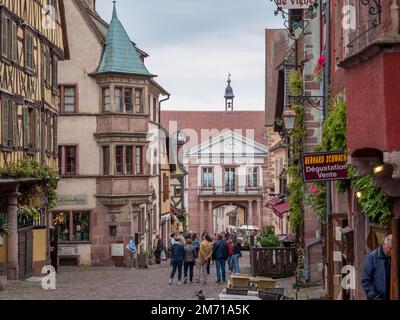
[135,89,143,113]
[114,87,122,112]
[102,88,110,112]
[115,145,123,174]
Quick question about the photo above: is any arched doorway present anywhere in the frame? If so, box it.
[212,202,248,235]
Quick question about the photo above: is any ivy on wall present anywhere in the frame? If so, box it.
[306,96,392,226]
[348,165,391,226]
[0,159,58,215]
[287,69,306,233]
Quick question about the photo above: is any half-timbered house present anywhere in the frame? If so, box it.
[0,0,68,280]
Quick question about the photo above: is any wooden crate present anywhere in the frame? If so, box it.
[230,275,250,287]
[255,277,277,291]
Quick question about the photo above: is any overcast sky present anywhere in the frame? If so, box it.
[96,0,284,110]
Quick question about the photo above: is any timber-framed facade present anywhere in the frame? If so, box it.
[0,0,68,280]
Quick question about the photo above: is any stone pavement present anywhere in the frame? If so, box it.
[0,251,326,300]
[0,252,252,300]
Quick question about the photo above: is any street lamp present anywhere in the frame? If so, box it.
[283,107,297,131]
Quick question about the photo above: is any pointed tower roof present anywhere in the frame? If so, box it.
[224,74,235,99]
[95,2,153,77]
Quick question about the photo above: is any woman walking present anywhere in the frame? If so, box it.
[232,238,242,274]
[183,239,196,284]
[169,236,185,285]
[196,234,212,284]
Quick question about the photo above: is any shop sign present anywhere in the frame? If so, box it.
[274,0,316,10]
[111,243,124,257]
[57,194,87,206]
[59,246,77,256]
[302,151,348,182]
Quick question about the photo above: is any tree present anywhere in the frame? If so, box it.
[0,213,9,237]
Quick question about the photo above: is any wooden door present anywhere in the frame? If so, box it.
[18,228,33,280]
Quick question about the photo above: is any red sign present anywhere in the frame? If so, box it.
[302,151,348,182]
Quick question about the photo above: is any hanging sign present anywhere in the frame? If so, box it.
[302,151,348,182]
[274,0,316,10]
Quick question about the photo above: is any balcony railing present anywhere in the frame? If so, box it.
[198,186,263,196]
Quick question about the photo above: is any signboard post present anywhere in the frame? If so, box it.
[302,151,348,182]
[274,0,317,10]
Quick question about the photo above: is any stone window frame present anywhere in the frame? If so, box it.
[58,144,79,177]
[53,210,92,243]
[59,84,79,113]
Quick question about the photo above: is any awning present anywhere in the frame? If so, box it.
[266,197,283,209]
[272,201,290,218]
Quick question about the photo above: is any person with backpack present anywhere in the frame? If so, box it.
[213,233,229,283]
[183,239,197,284]
[169,236,185,285]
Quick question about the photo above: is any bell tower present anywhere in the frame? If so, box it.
[224,74,235,112]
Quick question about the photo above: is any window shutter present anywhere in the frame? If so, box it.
[1,16,8,58]
[11,21,17,62]
[23,106,29,148]
[53,115,57,153]
[12,102,18,147]
[52,55,58,89]
[2,100,9,146]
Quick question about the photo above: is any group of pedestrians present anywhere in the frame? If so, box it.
[169,230,242,285]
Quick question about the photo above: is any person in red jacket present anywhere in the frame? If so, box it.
[227,239,233,274]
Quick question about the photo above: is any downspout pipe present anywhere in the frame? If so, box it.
[158,95,170,243]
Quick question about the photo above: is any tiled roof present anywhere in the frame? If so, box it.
[160,110,267,145]
[95,3,153,76]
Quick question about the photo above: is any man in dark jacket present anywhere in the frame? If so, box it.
[154,235,163,264]
[169,237,185,285]
[213,233,229,283]
[361,235,392,300]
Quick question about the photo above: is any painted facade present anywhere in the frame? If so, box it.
[55,0,168,266]
[161,107,271,237]
[0,0,68,280]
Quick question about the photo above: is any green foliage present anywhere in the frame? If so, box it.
[286,71,306,234]
[259,226,281,248]
[322,97,347,152]
[348,165,391,226]
[304,183,326,223]
[0,159,58,210]
[0,212,9,236]
[288,69,304,96]
[19,206,40,223]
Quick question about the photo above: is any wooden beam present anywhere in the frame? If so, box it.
[392,216,400,300]
[327,214,334,299]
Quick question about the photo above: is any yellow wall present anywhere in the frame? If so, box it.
[0,236,8,263]
[238,208,245,226]
[33,229,46,262]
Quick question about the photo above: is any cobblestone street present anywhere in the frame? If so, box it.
[0,253,253,300]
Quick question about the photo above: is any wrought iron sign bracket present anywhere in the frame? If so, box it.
[360,0,382,27]
[288,95,324,111]
[269,1,319,40]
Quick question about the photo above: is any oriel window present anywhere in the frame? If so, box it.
[126,146,133,174]
[102,88,110,112]
[135,146,143,174]
[124,88,133,113]
[115,145,123,174]
[102,146,110,175]
[114,87,122,112]
[135,89,143,113]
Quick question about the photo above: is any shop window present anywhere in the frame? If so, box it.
[73,212,90,241]
[53,211,90,242]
